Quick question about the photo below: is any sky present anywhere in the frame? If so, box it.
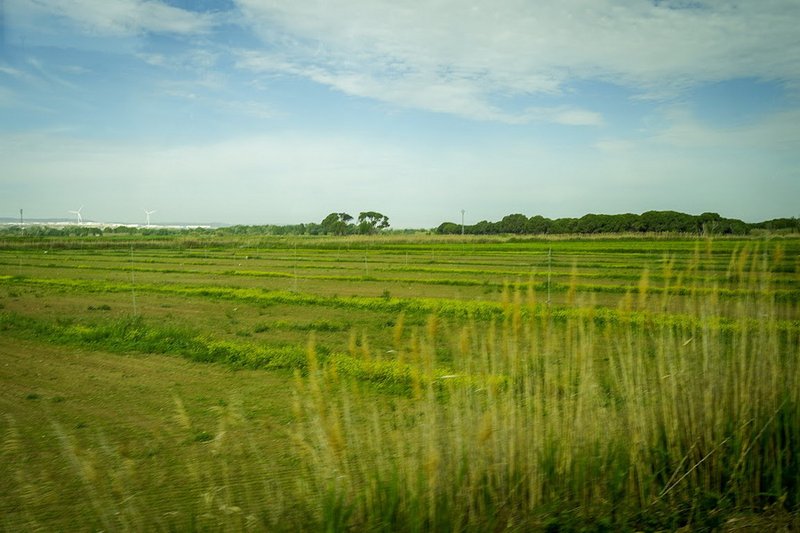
[1,0,799,228]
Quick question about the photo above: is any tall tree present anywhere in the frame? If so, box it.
[357,211,390,234]
[321,212,354,235]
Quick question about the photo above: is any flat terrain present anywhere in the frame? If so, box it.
[1,233,798,530]
[2,236,797,353]
[0,336,301,531]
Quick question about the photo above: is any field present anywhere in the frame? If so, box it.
[1,233,799,530]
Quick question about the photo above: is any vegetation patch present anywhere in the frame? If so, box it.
[1,234,798,530]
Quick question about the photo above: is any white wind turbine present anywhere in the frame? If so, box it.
[68,206,83,224]
[144,209,156,227]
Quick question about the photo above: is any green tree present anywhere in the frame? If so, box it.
[526,215,551,234]
[472,220,499,234]
[436,222,460,235]
[321,212,354,235]
[550,217,577,234]
[499,213,528,234]
[357,211,390,234]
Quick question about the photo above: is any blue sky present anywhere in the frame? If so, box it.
[1,0,799,227]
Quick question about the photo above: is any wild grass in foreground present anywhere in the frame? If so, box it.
[0,338,305,531]
[291,260,799,530]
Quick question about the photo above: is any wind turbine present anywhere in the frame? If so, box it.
[68,206,83,224]
[144,209,156,227]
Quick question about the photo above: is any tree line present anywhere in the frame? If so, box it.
[2,210,797,237]
[215,211,391,236]
[436,211,799,236]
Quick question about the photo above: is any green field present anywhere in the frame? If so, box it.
[1,234,799,530]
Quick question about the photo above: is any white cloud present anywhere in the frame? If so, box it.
[236,50,602,125]
[0,65,29,79]
[25,56,78,90]
[0,65,57,112]
[526,107,604,127]
[11,0,214,36]
[651,107,800,151]
[233,0,800,121]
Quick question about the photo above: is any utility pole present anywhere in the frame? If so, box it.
[461,209,465,235]
[547,248,552,307]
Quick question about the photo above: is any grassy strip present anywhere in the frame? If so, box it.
[1,234,792,255]
[0,311,304,369]
[8,254,797,286]
[3,256,798,301]
[3,274,799,332]
[254,319,350,333]
[0,311,477,393]
[0,250,800,294]
[0,260,216,277]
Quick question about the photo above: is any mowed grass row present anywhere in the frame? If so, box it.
[3,249,799,289]
[1,237,797,319]
[2,272,798,349]
[1,235,798,366]
[3,234,797,277]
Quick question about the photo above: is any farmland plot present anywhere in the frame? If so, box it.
[1,234,798,530]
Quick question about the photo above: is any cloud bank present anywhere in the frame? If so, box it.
[235,0,800,121]
[1,0,799,225]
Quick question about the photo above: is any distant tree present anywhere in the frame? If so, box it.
[526,215,552,234]
[576,213,610,233]
[357,211,390,234]
[305,222,323,235]
[499,213,528,234]
[617,213,640,232]
[697,212,722,235]
[717,217,749,235]
[472,220,499,234]
[433,210,753,236]
[436,222,460,235]
[320,213,338,234]
[639,210,695,233]
[321,212,354,235]
[550,217,577,234]
[753,217,799,232]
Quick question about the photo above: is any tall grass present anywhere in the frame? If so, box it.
[290,250,800,530]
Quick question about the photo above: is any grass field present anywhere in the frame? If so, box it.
[1,233,799,530]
